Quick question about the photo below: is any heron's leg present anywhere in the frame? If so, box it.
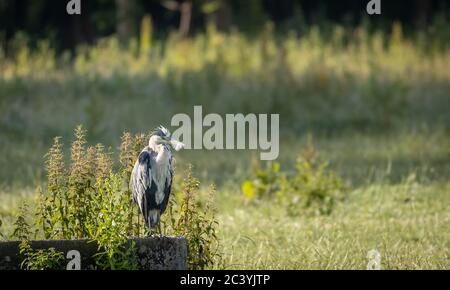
[145,217,152,237]
[157,224,162,237]
[146,227,153,237]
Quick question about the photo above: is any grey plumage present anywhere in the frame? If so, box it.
[130,126,184,231]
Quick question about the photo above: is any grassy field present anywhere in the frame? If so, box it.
[0,23,449,269]
[218,176,450,269]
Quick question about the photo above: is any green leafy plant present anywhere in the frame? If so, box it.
[36,136,66,239]
[282,142,347,216]
[12,202,31,241]
[19,241,65,270]
[0,218,4,239]
[87,173,138,270]
[168,165,221,270]
[241,161,282,202]
[30,126,221,270]
[13,202,65,270]
[242,140,347,215]
[34,127,141,269]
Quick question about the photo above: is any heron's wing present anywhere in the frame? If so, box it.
[130,150,157,221]
[160,154,173,214]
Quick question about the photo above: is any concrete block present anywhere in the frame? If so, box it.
[0,236,187,270]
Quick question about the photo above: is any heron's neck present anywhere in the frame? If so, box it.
[149,141,159,152]
[156,145,169,163]
[149,143,169,163]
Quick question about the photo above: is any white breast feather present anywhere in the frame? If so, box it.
[151,146,171,205]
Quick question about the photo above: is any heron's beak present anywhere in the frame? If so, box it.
[170,139,185,151]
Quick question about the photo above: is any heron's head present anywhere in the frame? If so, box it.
[149,126,185,151]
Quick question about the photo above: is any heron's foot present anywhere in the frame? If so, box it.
[145,226,163,237]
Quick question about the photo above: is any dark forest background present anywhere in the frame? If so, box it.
[1,0,449,51]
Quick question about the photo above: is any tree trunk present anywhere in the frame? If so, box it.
[206,0,232,31]
[415,0,431,27]
[179,0,192,38]
[116,0,135,43]
[70,8,94,46]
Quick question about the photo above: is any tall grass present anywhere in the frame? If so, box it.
[0,22,448,186]
[1,22,448,121]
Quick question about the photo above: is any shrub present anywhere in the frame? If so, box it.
[282,143,347,216]
[19,241,65,270]
[31,126,220,269]
[12,202,31,241]
[13,202,65,270]
[168,165,221,270]
[35,126,143,268]
[37,136,65,239]
[0,218,4,239]
[241,141,347,215]
[86,173,138,270]
[241,161,282,202]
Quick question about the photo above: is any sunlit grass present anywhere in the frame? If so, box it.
[217,180,450,269]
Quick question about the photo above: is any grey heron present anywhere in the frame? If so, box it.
[130,126,185,235]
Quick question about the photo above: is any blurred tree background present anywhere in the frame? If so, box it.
[0,0,449,51]
[0,0,448,186]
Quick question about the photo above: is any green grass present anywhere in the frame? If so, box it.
[1,132,448,269]
[217,180,450,269]
[0,23,449,269]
